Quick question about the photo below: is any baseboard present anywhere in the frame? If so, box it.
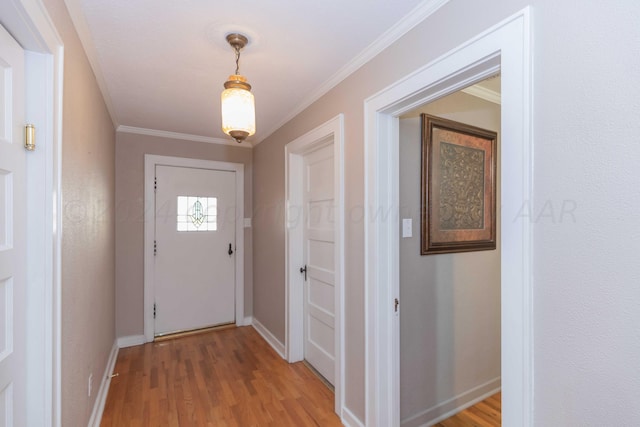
[401,377,501,427]
[251,318,286,359]
[242,316,253,326]
[88,340,119,427]
[117,334,146,348]
[342,406,365,427]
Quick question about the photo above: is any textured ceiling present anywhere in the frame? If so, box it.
[64,0,446,145]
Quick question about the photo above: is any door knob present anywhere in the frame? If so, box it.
[228,243,234,256]
[300,265,307,281]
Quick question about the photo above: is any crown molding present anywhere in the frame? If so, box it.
[461,85,501,105]
[64,0,450,146]
[63,0,119,128]
[117,125,253,148]
[254,0,451,145]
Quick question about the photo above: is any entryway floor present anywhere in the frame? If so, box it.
[100,326,343,426]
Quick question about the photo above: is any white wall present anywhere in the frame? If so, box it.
[399,92,501,425]
[531,2,640,423]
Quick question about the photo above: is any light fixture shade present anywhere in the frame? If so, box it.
[221,74,255,142]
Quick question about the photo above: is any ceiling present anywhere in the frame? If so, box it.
[63,0,447,146]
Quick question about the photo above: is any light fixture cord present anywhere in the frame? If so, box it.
[234,46,241,75]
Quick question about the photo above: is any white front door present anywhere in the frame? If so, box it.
[0,24,26,426]
[154,165,236,336]
[302,144,336,384]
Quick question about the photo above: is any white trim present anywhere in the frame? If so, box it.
[461,84,501,105]
[87,341,119,427]
[117,125,253,148]
[251,318,286,359]
[25,50,51,427]
[243,316,253,326]
[3,1,64,426]
[116,335,146,349]
[254,0,451,145]
[61,0,118,127]
[364,8,533,427]
[284,114,345,417]
[401,378,501,427]
[144,155,245,342]
[342,407,365,427]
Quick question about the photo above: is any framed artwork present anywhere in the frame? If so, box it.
[421,114,497,255]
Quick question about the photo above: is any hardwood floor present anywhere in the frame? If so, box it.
[100,326,343,426]
[432,392,501,427]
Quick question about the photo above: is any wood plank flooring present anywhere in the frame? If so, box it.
[432,392,501,427]
[100,326,343,426]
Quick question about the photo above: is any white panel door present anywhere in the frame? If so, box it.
[0,24,26,427]
[154,166,236,336]
[303,144,335,384]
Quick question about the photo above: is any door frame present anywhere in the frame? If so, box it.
[284,114,345,416]
[144,155,245,342]
[364,8,533,427]
[1,1,64,425]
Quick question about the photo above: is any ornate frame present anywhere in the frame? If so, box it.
[421,114,497,254]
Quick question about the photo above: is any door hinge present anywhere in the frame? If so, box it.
[153,303,156,319]
[394,298,399,313]
[154,240,157,256]
[25,124,36,151]
[154,176,157,192]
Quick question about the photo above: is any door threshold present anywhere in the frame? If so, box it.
[303,360,334,392]
[154,322,236,342]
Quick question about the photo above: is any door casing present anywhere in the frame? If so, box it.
[285,114,345,417]
[364,8,533,427]
[1,1,64,425]
[144,155,245,342]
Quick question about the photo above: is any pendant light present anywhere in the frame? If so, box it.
[221,33,256,144]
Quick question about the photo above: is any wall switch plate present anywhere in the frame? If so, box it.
[402,218,412,238]
[244,218,252,228]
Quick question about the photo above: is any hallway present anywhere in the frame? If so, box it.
[100,326,343,426]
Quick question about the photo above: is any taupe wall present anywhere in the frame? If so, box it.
[252,136,287,339]
[253,0,640,424]
[42,0,116,425]
[399,92,501,423]
[115,132,253,337]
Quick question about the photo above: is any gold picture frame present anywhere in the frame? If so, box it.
[421,114,497,255]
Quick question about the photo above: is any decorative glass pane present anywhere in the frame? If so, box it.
[176,196,217,232]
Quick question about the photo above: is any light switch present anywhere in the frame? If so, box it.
[244,218,252,228]
[402,218,412,238]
